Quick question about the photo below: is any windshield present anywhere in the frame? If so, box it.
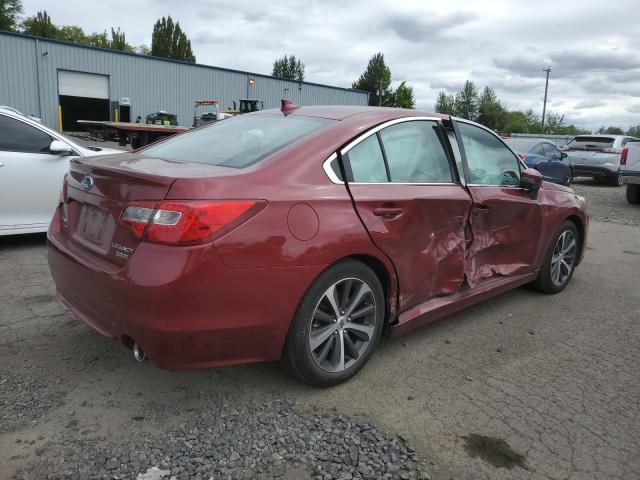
[567,136,614,149]
[141,114,334,168]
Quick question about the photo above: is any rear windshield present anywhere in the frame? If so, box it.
[141,114,334,168]
[567,136,614,149]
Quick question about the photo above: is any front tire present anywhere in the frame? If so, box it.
[283,260,385,387]
[531,221,580,293]
[626,183,640,204]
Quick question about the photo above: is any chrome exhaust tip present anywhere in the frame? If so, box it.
[133,342,146,362]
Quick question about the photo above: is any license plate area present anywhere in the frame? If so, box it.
[80,205,108,244]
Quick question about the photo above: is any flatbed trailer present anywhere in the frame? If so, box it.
[77,120,189,149]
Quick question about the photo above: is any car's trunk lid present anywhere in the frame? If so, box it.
[61,153,236,266]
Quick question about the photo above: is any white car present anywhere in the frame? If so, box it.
[621,142,640,204]
[0,107,122,235]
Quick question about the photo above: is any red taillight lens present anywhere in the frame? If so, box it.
[58,173,69,204]
[118,200,263,245]
[620,147,628,165]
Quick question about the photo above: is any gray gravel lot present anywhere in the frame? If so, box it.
[0,183,639,480]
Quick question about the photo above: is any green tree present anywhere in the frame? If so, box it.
[503,111,530,134]
[22,10,56,38]
[434,92,456,115]
[476,86,507,131]
[597,126,624,135]
[543,112,566,134]
[272,54,305,81]
[626,125,640,137]
[87,30,109,48]
[0,0,23,32]
[389,81,415,109]
[135,44,151,55]
[151,16,195,62]
[56,25,87,43]
[352,52,393,107]
[109,27,131,51]
[454,80,479,120]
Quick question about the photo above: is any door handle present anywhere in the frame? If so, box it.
[373,207,404,218]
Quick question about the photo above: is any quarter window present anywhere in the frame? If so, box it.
[379,121,452,183]
[458,122,521,186]
[343,134,388,183]
[0,114,52,153]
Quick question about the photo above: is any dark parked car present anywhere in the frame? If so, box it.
[47,105,588,386]
[504,138,573,185]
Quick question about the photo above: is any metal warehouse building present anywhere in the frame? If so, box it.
[0,31,368,131]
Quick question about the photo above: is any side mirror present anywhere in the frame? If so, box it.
[49,140,73,155]
[560,152,568,159]
[520,168,543,194]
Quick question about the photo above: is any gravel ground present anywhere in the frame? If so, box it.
[1,182,639,480]
[572,179,640,226]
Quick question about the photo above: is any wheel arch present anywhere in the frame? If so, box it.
[565,214,586,264]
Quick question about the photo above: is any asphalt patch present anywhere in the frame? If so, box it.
[462,433,527,470]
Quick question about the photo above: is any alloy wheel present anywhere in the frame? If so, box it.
[308,278,377,373]
[550,230,577,287]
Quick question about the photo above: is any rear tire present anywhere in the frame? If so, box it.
[607,174,623,186]
[283,260,385,387]
[626,184,640,204]
[531,221,580,294]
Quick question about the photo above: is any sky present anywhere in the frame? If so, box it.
[22,0,640,130]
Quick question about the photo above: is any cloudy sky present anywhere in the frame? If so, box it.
[23,0,640,130]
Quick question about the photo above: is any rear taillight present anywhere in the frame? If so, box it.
[118,200,264,245]
[58,173,69,204]
[621,147,628,165]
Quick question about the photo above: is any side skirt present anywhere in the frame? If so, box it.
[389,271,538,337]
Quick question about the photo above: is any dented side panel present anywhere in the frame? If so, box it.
[464,186,543,288]
[347,184,472,311]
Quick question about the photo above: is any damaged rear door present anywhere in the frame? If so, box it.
[340,118,472,312]
[451,120,543,287]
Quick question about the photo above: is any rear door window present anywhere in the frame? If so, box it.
[0,114,52,153]
[379,121,453,183]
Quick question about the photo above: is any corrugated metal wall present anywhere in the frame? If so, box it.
[0,32,369,130]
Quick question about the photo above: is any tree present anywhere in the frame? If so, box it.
[434,92,456,115]
[135,44,151,55]
[454,80,479,120]
[503,111,530,134]
[352,52,392,107]
[389,81,415,109]
[109,27,131,51]
[57,25,87,43]
[151,16,196,62]
[272,54,305,81]
[626,125,640,137]
[86,30,109,48]
[598,126,624,135]
[0,0,22,32]
[22,10,56,38]
[477,86,506,131]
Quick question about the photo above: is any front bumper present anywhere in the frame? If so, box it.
[47,227,323,370]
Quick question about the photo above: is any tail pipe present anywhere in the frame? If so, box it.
[133,342,146,362]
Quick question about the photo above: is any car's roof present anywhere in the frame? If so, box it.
[255,105,449,121]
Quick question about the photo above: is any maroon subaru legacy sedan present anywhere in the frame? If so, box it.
[48,103,588,386]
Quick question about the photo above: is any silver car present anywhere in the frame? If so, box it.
[564,134,639,186]
[0,107,121,236]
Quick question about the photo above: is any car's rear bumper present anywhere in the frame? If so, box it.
[47,229,323,370]
[620,172,640,185]
[572,164,619,179]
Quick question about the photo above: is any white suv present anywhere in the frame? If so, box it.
[563,134,639,186]
[621,142,640,204]
[0,107,121,235]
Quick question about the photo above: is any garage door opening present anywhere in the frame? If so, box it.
[59,95,109,131]
[58,70,110,132]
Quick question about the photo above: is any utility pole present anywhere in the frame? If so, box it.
[541,65,551,134]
